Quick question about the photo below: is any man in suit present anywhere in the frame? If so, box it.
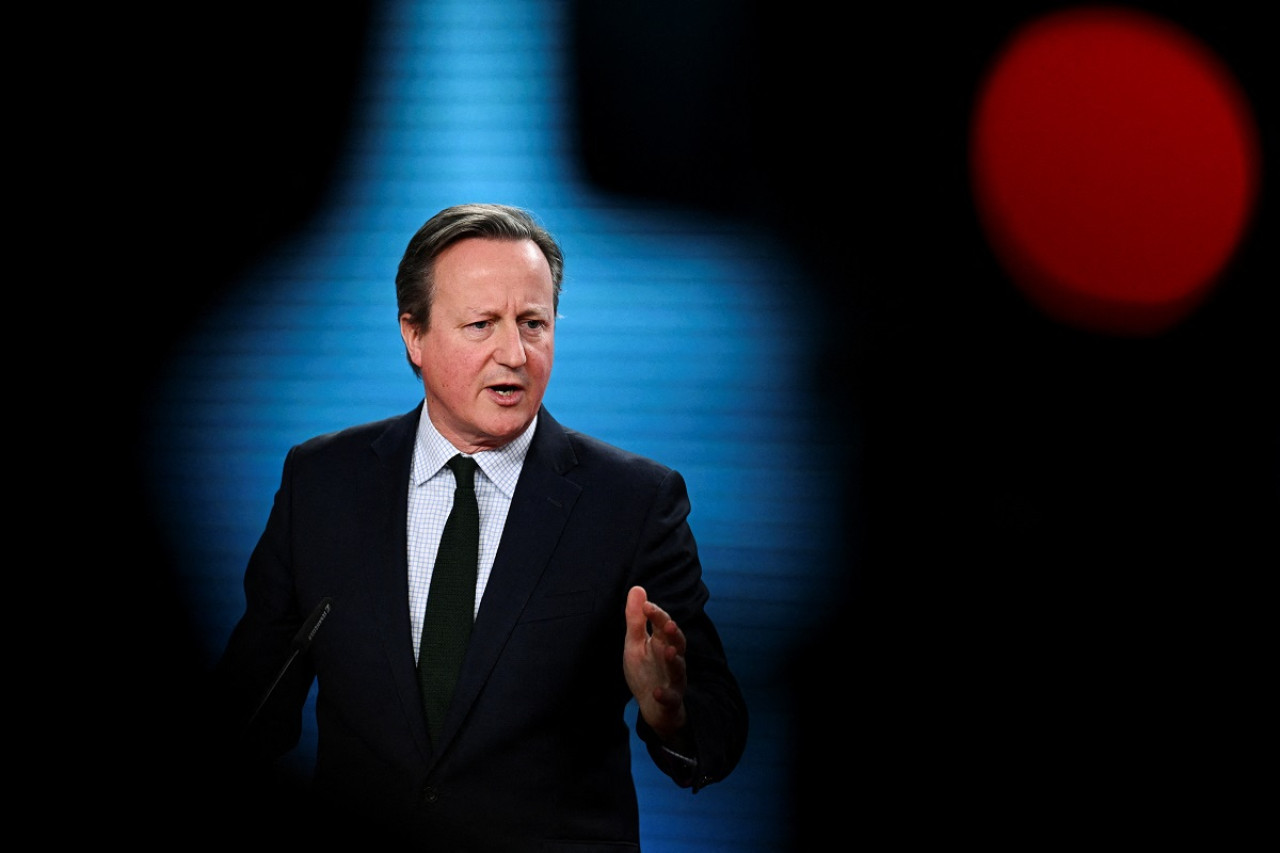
[212,203,748,850]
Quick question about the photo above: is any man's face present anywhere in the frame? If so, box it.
[401,237,556,453]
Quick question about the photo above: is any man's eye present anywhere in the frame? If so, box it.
[469,321,491,330]
[524,320,545,331]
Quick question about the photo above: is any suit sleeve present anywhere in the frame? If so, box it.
[208,443,315,763]
[630,467,748,792]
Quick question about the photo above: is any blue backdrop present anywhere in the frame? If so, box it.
[144,2,846,849]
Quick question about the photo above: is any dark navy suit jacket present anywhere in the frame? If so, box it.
[214,403,747,850]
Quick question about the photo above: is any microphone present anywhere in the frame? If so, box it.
[246,597,333,728]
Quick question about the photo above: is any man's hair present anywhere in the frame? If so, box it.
[395,203,565,377]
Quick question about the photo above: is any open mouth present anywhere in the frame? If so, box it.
[490,385,519,397]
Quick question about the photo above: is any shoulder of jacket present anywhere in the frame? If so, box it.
[291,406,417,460]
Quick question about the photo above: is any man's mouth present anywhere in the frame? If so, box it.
[490,385,519,397]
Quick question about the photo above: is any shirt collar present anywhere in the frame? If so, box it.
[411,403,537,499]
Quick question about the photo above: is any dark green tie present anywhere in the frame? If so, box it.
[419,454,480,742]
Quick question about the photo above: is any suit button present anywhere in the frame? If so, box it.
[422,785,440,805]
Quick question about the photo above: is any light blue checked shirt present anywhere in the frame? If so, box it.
[407,404,536,663]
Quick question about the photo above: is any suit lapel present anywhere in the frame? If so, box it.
[366,402,435,763]
[440,408,581,745]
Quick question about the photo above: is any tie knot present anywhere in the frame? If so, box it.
[446,454,478,489]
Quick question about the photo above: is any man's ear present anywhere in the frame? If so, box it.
[400,313,425,369]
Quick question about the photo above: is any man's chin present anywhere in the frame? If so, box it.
[474,409,538,447]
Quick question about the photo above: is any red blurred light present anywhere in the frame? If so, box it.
[970,6,1260,335]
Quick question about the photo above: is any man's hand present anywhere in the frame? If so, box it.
[623,585,688,741]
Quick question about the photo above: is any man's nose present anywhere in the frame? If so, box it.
[493,323,527,367]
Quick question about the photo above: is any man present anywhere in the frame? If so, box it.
[212,203,748,850]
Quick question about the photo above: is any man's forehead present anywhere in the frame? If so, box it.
[456,299,553,314]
